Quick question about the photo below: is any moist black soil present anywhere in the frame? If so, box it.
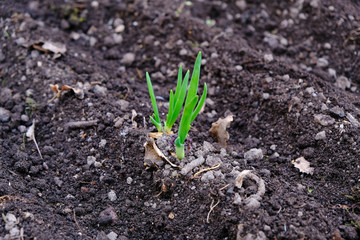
[1,0,360,239]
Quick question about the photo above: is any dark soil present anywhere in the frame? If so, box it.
[1,0,360,239]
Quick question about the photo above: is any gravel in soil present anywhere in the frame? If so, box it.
[1,0,360,239]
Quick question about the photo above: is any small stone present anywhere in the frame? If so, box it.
[324,43,331,49]
[9,227,20,236]
[0,88,12,104]
[330,106,345,118]
[98,206,118,226]
[244,197,261,210]
[314,114,335,126]
[179,49,188,56]
[201,171,215,182]
[121,53,135,66]
[244,148,263,161]
[6,213,17,223]
[54,177,63,187]
[112,33,123,44]
[126,177,133,184]
[206,155,222,166]
[90,1,99,7]
[114,118,125,128]
[315,131,326,140]
[108,190,117,201]
[99,139,107,148]
[94,161,102,168]
[262,93,270,99]
[267,36,279,50]
[107,232,118,240]
[18,125,27,133]
[328,68,336,78]
[335,76,350,90]
[305,87,315,95]
[346,113,360,128]
[93,85,107,97]
[21,114,29,122]
[116,99,130,111]
[115,25,125,33]
[236,0,247,11]
[317,58,329,68]
[90,37,97,47]
[264,54,273,63]
[235,65,243,71]
[87,156,96,166]
[144,35,155,46]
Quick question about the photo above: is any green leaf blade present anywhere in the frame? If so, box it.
[146,72,162,131]
[185,52,201,106]
[178,95,198,144]
[190,83,207,123]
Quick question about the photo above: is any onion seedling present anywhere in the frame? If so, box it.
[175,52,207,159]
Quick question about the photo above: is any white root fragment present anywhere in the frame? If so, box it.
[209,115,233,148]
[234,170,265,210]
[131,109,137,129]
[144,138,180,169]
[26,120,43,159]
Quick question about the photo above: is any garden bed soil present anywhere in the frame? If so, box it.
[1,0,360,239]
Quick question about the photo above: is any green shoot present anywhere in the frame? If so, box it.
[175,52,207,159]
[164,68,190,133]
[146,72,162,132]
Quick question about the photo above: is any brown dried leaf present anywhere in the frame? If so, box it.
[209,115,233,148]
[50,84,59,93]
[144,138,179,169]
[292,157,314,175]
[41,41,66,54]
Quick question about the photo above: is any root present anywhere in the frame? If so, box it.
[206,198,220,223]
[193,163,221,177]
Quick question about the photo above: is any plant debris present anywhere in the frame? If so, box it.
[292,157,314,175]
[209,115,233,148]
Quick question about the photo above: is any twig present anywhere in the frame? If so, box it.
[219,184,229,191]
[32,136,43,160]
[206,199,220,223]
[73,209,82,233]
[65,120,98,130]
[193,163,221,177]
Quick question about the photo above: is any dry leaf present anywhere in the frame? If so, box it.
[209,115,233,148]
[144,138,179,169]
[292,157,314,175]
[41,41,66,54]
[49,84,84,101]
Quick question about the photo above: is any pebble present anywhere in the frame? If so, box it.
[316,57,329,68]
[116,99,130,111]
[235,65,243,71]
[115,25,125,33]
[262,93,270,99]
[54,177,63,187]
[335,76,350,90]
[144,35,155,46]
[346,113,360,127]
[18,125,27,133]
[201,171,215,182]
[126,177,133,184]
[107,232,118,240]
[108,190,117,201]
[236,0,247,11]
[98,206,118,226]
[91,1,99,8]
[179,49,188,56]
[121,53,135,65]
[93,85,108,97]
[206,155,222,166]
[99,139,107,148]
[89,37,97,47]
[21,114,29,122]
[112,33,123,44]
[314,114,335,126]
[244,148,263,160]
[330,106,345,118]
[315,131,326,140]
[87,156,96,166]
[0,88,12,104]
[328,68,336,78]
[264,54,273,63]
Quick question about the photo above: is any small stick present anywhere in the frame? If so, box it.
[65,120,98,130]
[193,163,221,177]
[206,199,220,223]
[219,184,229,191]
[73,209,82,233]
